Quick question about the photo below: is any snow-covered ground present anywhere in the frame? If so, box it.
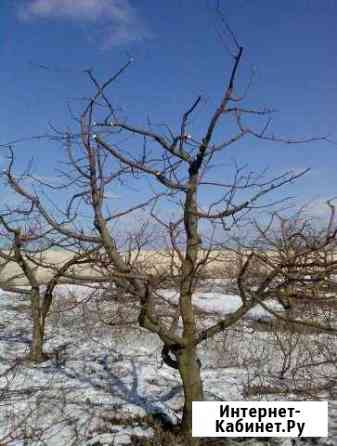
[160,288,285,320]
[0,284,336,445]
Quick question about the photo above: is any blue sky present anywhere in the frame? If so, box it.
[1,0,337,219]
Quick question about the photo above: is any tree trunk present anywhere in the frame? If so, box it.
[30,317,45,362]
[29,291,47,363]
[178,346,204,446]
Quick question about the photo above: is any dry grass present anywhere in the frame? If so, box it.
[0,249,239,286]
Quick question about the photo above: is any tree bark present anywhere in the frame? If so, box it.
[29,290,47,363]
[178,345,204,446]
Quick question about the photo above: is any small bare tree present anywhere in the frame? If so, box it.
[240,205,337,320]
[0,187,103,362]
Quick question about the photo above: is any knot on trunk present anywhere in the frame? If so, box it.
[161,344,202,370]
[161,344,179,369]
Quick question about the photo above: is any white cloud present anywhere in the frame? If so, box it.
[20,0,132,22]
[18,0,152,47]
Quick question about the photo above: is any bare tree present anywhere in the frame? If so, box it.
[0,184,104,362]
[235,204,337,329]
[2,32,334,445]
